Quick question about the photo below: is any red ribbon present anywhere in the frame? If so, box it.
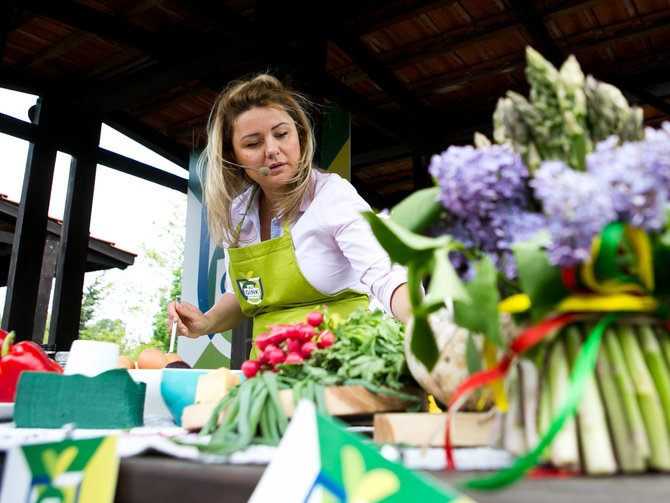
[445,355,513,469]
[444,312,579,470]
[561,267,578,291]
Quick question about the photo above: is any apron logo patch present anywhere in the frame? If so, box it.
[237,276,264,305]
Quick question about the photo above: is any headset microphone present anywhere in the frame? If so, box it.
[225,160,271,176]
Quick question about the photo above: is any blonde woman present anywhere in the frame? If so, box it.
[168,74,410,353]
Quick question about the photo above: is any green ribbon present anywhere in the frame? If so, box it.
[594,221,643,288]
[462,312,621,490]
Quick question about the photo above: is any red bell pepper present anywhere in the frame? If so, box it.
[0,330,63,402]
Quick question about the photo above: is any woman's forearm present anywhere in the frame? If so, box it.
[202,292,248,334]
[390,283,412,325]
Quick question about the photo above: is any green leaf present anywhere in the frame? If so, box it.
[409,314,439,371]
[423,247,471,309]
[361,211,450,265]
[512,232,570,321]
[652,233,670,305]
[465,332,483,375]
[454,256,503,347]
[389,186,444,234]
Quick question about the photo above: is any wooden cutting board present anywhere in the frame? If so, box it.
[373,411,498,447]
[278,385,422,417]
[181,385,423,431]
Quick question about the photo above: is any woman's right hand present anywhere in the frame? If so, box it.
[167,300,210,338]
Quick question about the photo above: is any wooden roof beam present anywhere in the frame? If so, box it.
[104,111,190,169]
[338,0,614,83]
[14,0,165,57]
[331,26,437,143]
[0,112,187,192]
[320,72,427,152]
[18,0,436,157]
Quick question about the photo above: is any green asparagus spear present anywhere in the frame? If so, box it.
[605,325,651,463]
[618,324,670,470]
[637,324,670,436]
[547,337,580,469]
[565,324,617,474]
[596,327,646,472]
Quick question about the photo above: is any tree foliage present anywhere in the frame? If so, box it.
[76,199,186,359]
[151,267,182,352]
[80,275,106,331]
[146,204,185,352]
[79,318,132,354]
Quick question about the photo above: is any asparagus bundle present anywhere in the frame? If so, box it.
[493,46,644,172]
[501,319,670,475]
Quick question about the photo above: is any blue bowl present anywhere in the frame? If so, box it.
[160,368,212,426]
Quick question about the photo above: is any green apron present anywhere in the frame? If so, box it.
[228,187,369,355]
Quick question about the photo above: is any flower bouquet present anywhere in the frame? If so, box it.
[362,46,670,486]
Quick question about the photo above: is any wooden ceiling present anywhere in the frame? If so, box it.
[3,0,670,208]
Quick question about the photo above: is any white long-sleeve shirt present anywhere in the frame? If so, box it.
[223,169,407,315]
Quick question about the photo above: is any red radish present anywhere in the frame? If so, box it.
[285,352,304,364]
[284,324,299,339]
[257,349,270,365]
[269,326,289,345]
[297,323,315,342]
[254,332,272,351]
[264,343,278,355]
[241,359,261,378]
[285,338,302,353]
[268,347,287,366]
[301,340,318,358]
[318,330,335,348]
[306,310,323,327]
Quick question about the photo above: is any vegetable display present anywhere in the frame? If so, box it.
[0,330,63,402]
[361,45,670,486]
[195,308,420,456]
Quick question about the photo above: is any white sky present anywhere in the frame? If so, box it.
[0,86,189,343]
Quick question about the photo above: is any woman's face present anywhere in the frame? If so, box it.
[231,106,301,192]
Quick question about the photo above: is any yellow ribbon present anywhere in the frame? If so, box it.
[556,292,658,313]
[626,225,654,290]
[483,338,508,412]
[580,224,654,294]
[498,293,531,314]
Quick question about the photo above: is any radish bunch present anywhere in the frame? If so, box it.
[240,310,334,378]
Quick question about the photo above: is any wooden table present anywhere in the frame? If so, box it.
[115,454,670,503]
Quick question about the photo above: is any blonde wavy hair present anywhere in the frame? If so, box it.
[199,74,317,248]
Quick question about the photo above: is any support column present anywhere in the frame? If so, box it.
[33,236,59,343]
[230,318,253,370]
[2,98,59,341]
[50,114,101,352]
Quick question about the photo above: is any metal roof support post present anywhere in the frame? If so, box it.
[49,114,102,353]
[2,98,59,341]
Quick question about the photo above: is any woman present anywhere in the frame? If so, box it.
[168,74,411,349]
